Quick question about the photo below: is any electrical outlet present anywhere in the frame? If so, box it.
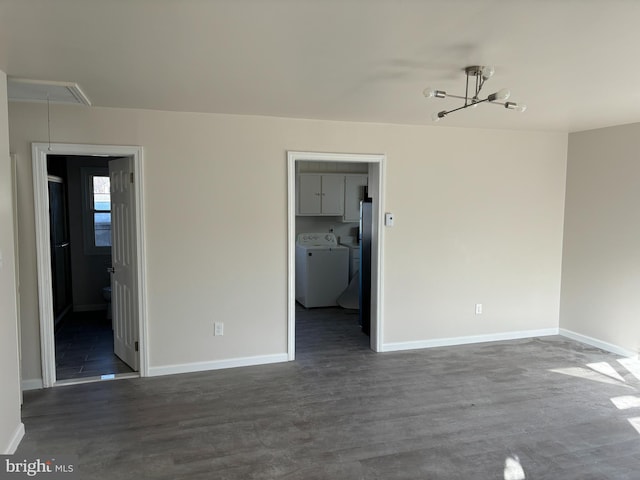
[214,322,224,336]
[475,304,483,315]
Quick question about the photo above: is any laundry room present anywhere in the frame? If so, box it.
[294,160,372,354]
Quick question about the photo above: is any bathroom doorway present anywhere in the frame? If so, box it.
[47,155,135,381]
[32,143,148,387]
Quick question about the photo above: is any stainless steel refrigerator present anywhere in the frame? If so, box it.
[359,196,372,336]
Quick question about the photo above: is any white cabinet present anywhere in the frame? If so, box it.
[297,174,345,215]
[343,175,368,222]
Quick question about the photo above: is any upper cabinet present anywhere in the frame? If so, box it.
[343,174,368,222]
[297,174,345,215]
[296,173,368,221]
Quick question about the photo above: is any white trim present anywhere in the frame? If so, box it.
[21,378,44,391]
[11,153,23,404]
[559,328,637,358]
[54,372,139,387]
[32,143,149,387]
[4,423,25,454]
[369,158,386,353]
[381,328,560,353]
[32,144,56,387]
[287,151,386,360]
[73,304,107,312]
[147,354,289,377]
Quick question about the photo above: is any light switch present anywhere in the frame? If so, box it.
[385,213,395,227]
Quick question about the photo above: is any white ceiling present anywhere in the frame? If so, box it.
[1,0,639,132]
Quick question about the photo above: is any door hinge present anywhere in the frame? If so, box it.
[135,341,139,352]
[130,172,134,183]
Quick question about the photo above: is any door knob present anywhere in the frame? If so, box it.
[107,267,115,274]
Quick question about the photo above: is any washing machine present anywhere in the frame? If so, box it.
[295,233,349,308]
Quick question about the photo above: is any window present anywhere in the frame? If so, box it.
[93,175,111,247]
[82,168,111,254]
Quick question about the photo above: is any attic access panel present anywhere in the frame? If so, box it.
[7,78,91,106]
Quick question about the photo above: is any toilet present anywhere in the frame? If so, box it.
[102,286,112,319]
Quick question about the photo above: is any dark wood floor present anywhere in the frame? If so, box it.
[55,311,135,380]
[295,304,369,358]
[18,308,640,479]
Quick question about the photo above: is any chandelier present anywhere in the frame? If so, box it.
[423,66,526,122]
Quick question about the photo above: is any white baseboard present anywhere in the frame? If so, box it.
[4,423,24,454]
[73,304,107,312]
[381,328,560,353]
[21,378,43,391]
[559,328,637,358]
[148,353,289,377]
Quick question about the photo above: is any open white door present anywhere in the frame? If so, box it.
[109,157,139,371]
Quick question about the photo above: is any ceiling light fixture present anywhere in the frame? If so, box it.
[423,66,526,122]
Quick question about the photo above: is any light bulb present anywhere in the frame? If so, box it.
[423,87,436,99]
[424,87,446,99]
[505,102,527,112]
[432,111,447,122]
[488,88,511,102]
[481,65,495,79]
[495,88,510,101]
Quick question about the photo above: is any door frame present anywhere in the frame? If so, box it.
[32,142,149,387]
[11,154,23,401]
[287,151,386,359]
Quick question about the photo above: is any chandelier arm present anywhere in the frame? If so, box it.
[476,76,486,98]
[465,71,470,106]
[444,93,469,101]
[440,97,491,116]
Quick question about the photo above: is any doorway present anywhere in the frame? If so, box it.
[286,151,386,360]
[32,143,148,387]
[48,155,137,381]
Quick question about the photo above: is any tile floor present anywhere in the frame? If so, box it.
[55,310,135,380]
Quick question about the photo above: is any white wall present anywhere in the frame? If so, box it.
[0,71,24,453]
[9,102,568,383]
[382,128,567,344]
[560,123,640,354]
